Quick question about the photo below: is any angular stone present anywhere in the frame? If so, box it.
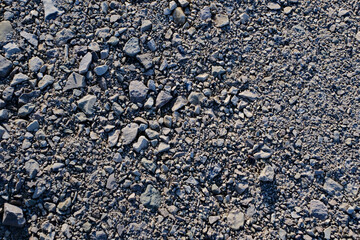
[108,130,120,147]
[259,165,275,182]
[123,37,140,57]
[0,109,9,120]
[3,43,21,58]
[141,20,152,32]
[267,2,281,10]
[63,72,86,91]
[77,95,97,115]
[94,65,108,76]
[106,174,117,190]
[0,21,13,42]
[141,158,156,173]
[172,96,188,111]
[28,57,44,72]
[310,200,328,220]
[18,103,35,117]
[38,75,55,90]
[254,151,272,160]
[215,14,229,27]
[10,73,29,86]
[24,159,40,179]
[2,203,26,227]
[56,28,75,45]
[188,92,205,105]
[20,31,38,47]
[140,185,161,209]
[227,210,244,230]
[43,0,64,20]
[200,6,211,20]
[0,55,12,77]
[133,136,149,153]
[156,142,170,154]
[79,52,92,74]
[323,178,343,195]
[58,197,72,211]
[156,91,172,108]
[121,123,139,145]
[129,81,148,103]
[136,53,153,69]
[238,90,259,101]
[173,7,186,25]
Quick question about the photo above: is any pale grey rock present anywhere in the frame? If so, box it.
[20,31,38,46]
[141,20,152,32]
[18,103,35,117]
[133,136,149,152]
[173,7,186,25]
[28,57,44,72]
[188,92,205,105]
[27,120,39,132]
[140,185,161,209]
[52,163,65,171]
[121,123,139,145]
[123,37,140,57]
[227,210,244,230]
[63,72,86,91]
[95,27,111,39]
[58,197,72,211]
[77,95,97,115]
[0,109,9,120]
[94,65,108,76]
[0,21,13,42]
[215,14,229,27]
[2,203,26,227]
[11,73,29,86]
[323,178,343,195]
[38,75,55,90]
[78,52,92,74]
[156,142,170,154]
[136,53,153,69]
[108,130,120,147]
[200,6,211,20]
[0,55,12,77]
[56,28,75,45]
[106,174,117,190]
[212,66,226,77]
[24,159,40,179]
[238,90,259,101]
[259,165,275,182]
[267,2,281,10]
[156,91,172,108]
[3,42,20,58]
[43,0,64,20]
[129,81,148,103]
[254,151,272,160]
[141,158,156,173]
[172,96,188,111]
[310,200,328,220]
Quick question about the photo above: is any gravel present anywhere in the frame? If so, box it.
[1,0,360,239]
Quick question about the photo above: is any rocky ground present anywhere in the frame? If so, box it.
[0,0,360,239]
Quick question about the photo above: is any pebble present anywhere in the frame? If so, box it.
[309,200,328,220]
[156,91,173,108]
[18,103,35,117]
[212,66,226,77]
[254,151,271,160]
[133,136,149,153]
[28,57,44,72]
[108,130,120,147]
[55,28,75,45]
[24,159,40,179]
[94,65,108,76]
[0,55,12,77]
[123,37,141,57]
[283,6,292,14]
[43,0,64,20]
[129,81,148,103]
[238,90,259,101]
[3,43,21,58]
[121,123,139,145]
[57,197,72,211]
[77,95,97,115]
[0,21,13,42]
[78,52,92,74]
[267,2,281,10]
[2,203,26,227]
[323,178,343,195]
[156,142,170,154]
[172,96,188,111]
[227,210,244,230]
[10,73,29,86]
[136,53,153,69]
[20,31,38,47]
[0,109,9,120]
[200,6,211,20]
[140,185,161,209]
[215,14,229,27]
[38,75,55,90]
[63,72,86,91]
[173,7,186,26]
[140,20,152,32]
[259,165,275,182]
[141,158,156,173]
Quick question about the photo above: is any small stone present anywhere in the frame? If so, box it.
[356,32,360,41]
[209,216,220,225]
[106,174,117,190]
[240,13,250,24]
[238,90,259,101]
[94,65,108,76]
[56,28,75,45]
[77,95,97,115]
[310,200,328,220]
[38,75,55,90]
[43,0,64,20]
[227,210,244,230]
[52,163,65,171]
[63,72,86,91]
[24,159,40,179]
[27,120,39,132]
[156,91,173,108]
[79,52,92,74]
[200,6,211,20]
[136,53,153,69]
[156,142,170,154]
[323,178,343,195]
[18,103,35,117]
[141,158,156,173]
[195,73,209,81]
[58,197,72,211]
[108,130,120,147]
[324,227,331,240]
[215,14,229,27]
[178,0,189,7]
[172,96,188,111]
[129,81,148,103]
[259,165,275,182]
[123,37,140,57]
[20,31,38,47]
[121,123,139,145]
[283,6,292,14]
[140,185,161,209]
[133,136,149,153]
[11,73,29,86]
[28,57,44,72]
[0,109,9,120]
[0,21,13,43]
[254,151,272,160]
[141,20,152,32]
[0,55,12,77]
[212,66,226,77]
[235,183,248,194]
[2,203,26,227]
[173,7,186,26]
[188,92,205,105]
[267,2,281,10]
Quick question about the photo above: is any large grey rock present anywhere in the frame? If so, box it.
[133,136,149,153]
[10,73,29,86]
[0,55,12,77]
[238,90,259,101]
[310,200,328,220]
[3,43,20,58]
[94,65,108,76]
[227,210,244,230]
[140,185,161,209]
[38,75,55,90]
[0,21,13,43]
[28,57,44,72]
[323,178,343,195]
[136,53,153,69]
[129,81,148,103]
[259,165,275,182]
[24,159,40,179]
[121,123,139,145]
[123,37,140,57]
[108,130,120,147]
[18,103,35,117]
[173,7,186,25]
[56,28,75,45]
[215,14,229,27]
[78,52,92,74]
[172,96,188,111]
[156,91,172,108]
[20,31,38,47]
[77,95,97,115]
[2,203,26,227]
[43,0,64,20]
[63,72,86,91]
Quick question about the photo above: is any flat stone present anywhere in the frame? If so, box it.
[78,52,92,74]
[28,57,44,72]
[129,81,148,103]
[200,6,211,20]
[63,72,86,91]
[284,6,292,14]
[106,174,117,190]
[0,109,9,120]
[188,92,205,105]
[356,32,360,42]
[43,0,64,20]
[133,136,149,153]
[123,37,140,57]
[141,158,156,173]
[156,142,170,154]
[195,73,209,81]
[18,103,35,117]
[0,21,13,42]
[254,151,272,160]
[3,43,21,58]
[215,14,229,27]
[310,200,328,220]
[58,197,72,211]
[227,210,244,230]
[172,96,188,111]
[238,90,259,101]
[140,185,161,209]
[268,2,281,10]
[156,91,173,108]
[212,66,226,77]
[24,159,40,179]
[141,20,152,32]
[56,28,75,45]
[323,178,343,195]
[20,31,38,47]
[259,165,275,182]
[38,75,55,90]
[173,7,186,25]
[51,163,65,171]
[108,130,120,147]
[2,203,26,227]
[94,65,108,76]
[209,216,220,225]
[77,95,97,115]
[10,73,29,86]
[0,55,12,77]
[136,53,153,69]
[95,27,111,39]
[121,123,139,145]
